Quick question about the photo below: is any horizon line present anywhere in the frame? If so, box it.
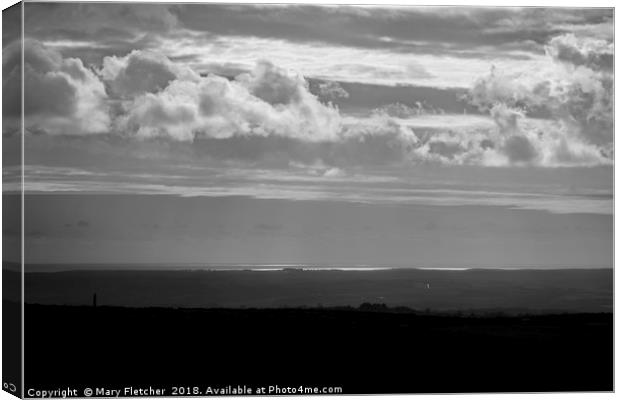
[10,263,614,273]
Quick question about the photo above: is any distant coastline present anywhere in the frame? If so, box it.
[16,267,612,314]
[12,262,613,273]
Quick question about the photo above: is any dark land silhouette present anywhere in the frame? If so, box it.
[24,302,612,394]
[13,267,614,394]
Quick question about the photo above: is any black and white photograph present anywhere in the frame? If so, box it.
[1,1,615,397]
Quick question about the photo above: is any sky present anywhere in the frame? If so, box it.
[2,3,614,267]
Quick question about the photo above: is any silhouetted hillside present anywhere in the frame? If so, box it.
[25,303,612,394]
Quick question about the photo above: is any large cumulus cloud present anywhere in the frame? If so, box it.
[113,58,342,141]
[3,39,110,135]
[465,34,613,166]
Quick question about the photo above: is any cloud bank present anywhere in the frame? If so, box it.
[7,34,613,168]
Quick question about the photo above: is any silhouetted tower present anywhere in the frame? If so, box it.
[93,293,97,308]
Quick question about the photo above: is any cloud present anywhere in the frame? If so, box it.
[173,5,611,60]
[489,103,522,133]
[503,135,538,163]
[3,39,110,135]
[100,50,200,98]
[22,4,181,67]
[12,38,613,169]
[25,3,179,41]
[116,59,343,142]
[322,167,345,177]
[317,81,350,101]
[331,62,434,82]
[19,161,612,215]
[469,56,612,147]
[546,33,613,71]
[22,4,613,92]
[154,33,467,88]
[236,60,307,105]
[465,33,613,166]
[372,101,444,118]
[184,117,419,168]
[408,128,499,166]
